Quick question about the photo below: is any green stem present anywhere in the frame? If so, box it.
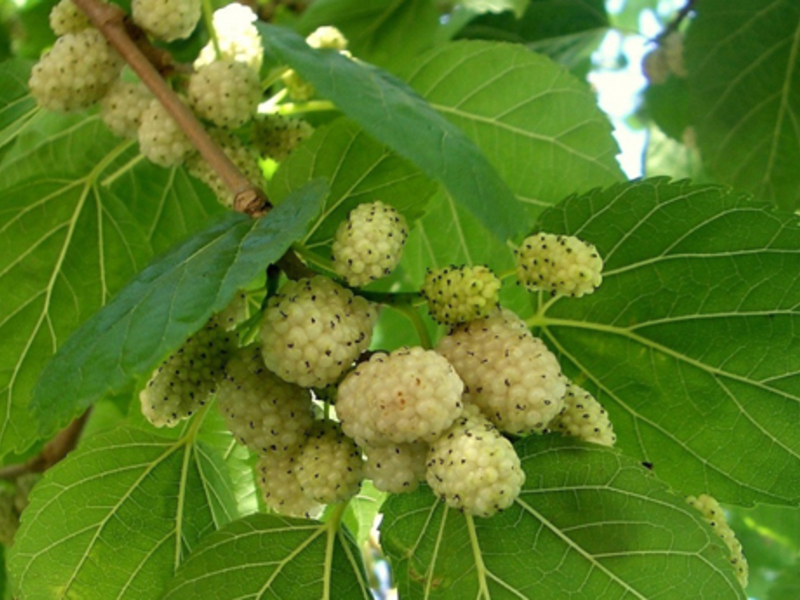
[261,67,291,91]
[395,304,433,350]
[292,243,336,275]
[201,0,222,59]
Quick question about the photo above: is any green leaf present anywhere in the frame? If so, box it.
[381,436,744,599]
[0,118,151,457]
[162,512,372,599]
[643,125,706,181]
[9,422,239,599]
[296,0,440,71]
[258,24,522,243]
[0,59,37,154]
[269,117,437,251]
[686,0,800,210]
[31,179,327,436]
[340,480,385,546]
[642,77,691,141]
[535,178,800,505]
[769,560,800,600]
[402,40,622,217]
[456,0,530,19]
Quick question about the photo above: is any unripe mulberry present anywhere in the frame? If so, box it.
[188,59,261,129]
[139,316,237,428]
[332,201,408,287]
[29,28,123,113]
[337,347,464,447]
[662,31,687,78]
[295,421,363,504]
[253,114,314,162]
[422,265,500,325]
[437,308,565,435]
[306,26,348,50]
[138,98,195,167]
[49,0,90,35]
[547,382,615,446]
[100,80,152,138]
[256,452,322,519]
[687,494,748,588]
[259,276,378,388]
[515,232,603,298]
[195,4,263,72]
[642,47,669,85]
[132,0,200,42]
[363,442,428,494]
[186,131,265,207]
[217,344,314,455]
[426,406,524,518]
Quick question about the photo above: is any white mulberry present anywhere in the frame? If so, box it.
[295,421,363,504]
[336,347,464,447]
[426,406,524,518]
[687,494,748,588]
[49,0,91,35]
[256,452,322,519]
[515,232,603,298]
[139,316,237,428]
[132,0,200,42]
[306,26,348,50]
[29,28,123,113]
[100,80,152,138]
[363,442,428,494]
[217,344,314,455]
[437,308,566,435]
[547,382,615,447]
[253,114,314,162]
[195,4,263,72]
[138,98,195,167]
[422,265,501,325]
[331,201,408,287]
[259,276,378,388]
[188,59,261,129]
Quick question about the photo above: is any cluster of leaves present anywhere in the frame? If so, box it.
[1,0,800,599]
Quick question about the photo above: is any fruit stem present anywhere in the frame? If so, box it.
[70,0,270,217]
[277,100,337,116]
[200,0,222,59]
[395,304,433,349]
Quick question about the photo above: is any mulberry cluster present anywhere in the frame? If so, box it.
[331,201,408,287]
[515,232,603,297]
[422,265,500,325]
[687,494,748,588]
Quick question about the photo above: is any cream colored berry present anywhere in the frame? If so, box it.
[687,494,748,588]
[132,0,200,42]
[426,406,524,518]
[49,0,91,35]
[195,4,263,71]
[363,442,428,494]
[100,80,152,138]
[306,26,348,50]
[138,98,195,167]
[217,344,314,455]
[256,452,323,519]
[295,421,363,504]
[188,59,261,129]
[547,381,615,447]
[332,201,408,287]
[336,347,464,447]
[515,232,603,297]
[29,28,123,113]
[253,114,314,162]
[437,308,566,435]
[259,276,379,387]
[422,265,501,325]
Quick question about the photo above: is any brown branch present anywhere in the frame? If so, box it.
[71,0,271,217]
[0,409,92,480]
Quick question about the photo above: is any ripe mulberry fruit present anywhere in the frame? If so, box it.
[100,80,152,138]
[426,406,524,518]
[256,452,322,519]
[515,232,603,298]
[49,0,90,35]
[132,0,200,42]
[138,98,195,167]
[422,265,500,325]
[336,347,464,447]
[194,4,263,72]
[253,114,314,162]
[363,442,428,494]
[295,421,363,504]
[687,494,748,588]
[331,201,408,287]
[259,276,378,388]
[437,308,566,435]
[188,59,261,129]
